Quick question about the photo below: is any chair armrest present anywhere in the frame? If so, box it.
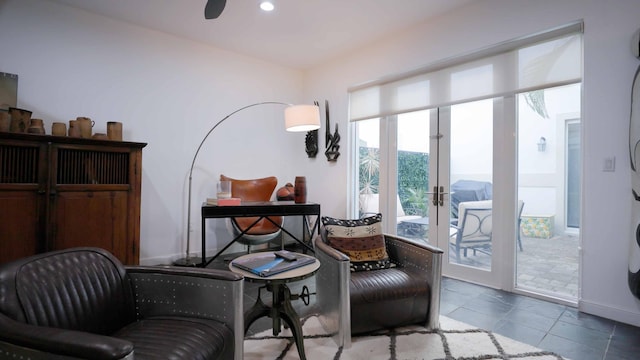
[313,234,350,262]
[313,234,351,348]
[0,313,133,360]
[384,234,443,329]
[125,266,244,360]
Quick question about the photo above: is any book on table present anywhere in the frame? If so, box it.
[231,251,315,277]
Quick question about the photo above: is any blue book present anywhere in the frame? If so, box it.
[231,252,315,277]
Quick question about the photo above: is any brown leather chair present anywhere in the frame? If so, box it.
[0,247,244,360]
[221,175,284,246]
[314,228,443,348]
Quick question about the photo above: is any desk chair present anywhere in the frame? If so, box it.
[221,175,284,248]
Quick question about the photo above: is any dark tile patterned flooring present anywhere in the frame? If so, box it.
[207,253,640,360]
[441,277,640,360]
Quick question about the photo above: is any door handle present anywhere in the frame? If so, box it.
[427,186,450,207]
[426,186,439,206]
[438,186,450,206]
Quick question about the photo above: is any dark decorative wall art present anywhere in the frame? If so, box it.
[305,130,319,158]
[324,100,340,161]
[305,101,320,158]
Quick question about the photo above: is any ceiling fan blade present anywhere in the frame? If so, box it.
[205,0,226,19]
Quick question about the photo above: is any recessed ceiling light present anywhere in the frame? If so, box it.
[260,1,275,12]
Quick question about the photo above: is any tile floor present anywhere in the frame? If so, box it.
[440,277,640,360]
[209,254,640,360]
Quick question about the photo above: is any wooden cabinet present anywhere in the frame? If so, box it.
[0,133,146,265]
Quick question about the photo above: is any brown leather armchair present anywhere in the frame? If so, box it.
[221,175,284,246]
[0,247,244,360]
[314,228,443,348]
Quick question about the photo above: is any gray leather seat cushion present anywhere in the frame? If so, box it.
[349,268,430,334]
[114,317,233,360]
[350,268,429,304]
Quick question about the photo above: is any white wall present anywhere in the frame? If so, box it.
[0,0,311,265]
[303,0,640,326]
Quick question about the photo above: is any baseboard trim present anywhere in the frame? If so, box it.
[579,299,640,327]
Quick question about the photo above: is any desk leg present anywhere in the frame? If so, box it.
[302,216,310,253]
[300,213,320,254]
[201,215,206,266]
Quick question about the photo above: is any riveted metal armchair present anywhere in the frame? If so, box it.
[313,229,443,348]
[0,247,244,360]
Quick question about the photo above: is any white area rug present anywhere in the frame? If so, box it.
[244,315,566,360]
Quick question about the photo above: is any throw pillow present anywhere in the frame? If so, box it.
[322,213,391,271]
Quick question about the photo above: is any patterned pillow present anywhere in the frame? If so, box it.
[322,213,391,272]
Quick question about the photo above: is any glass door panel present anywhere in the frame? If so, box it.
[396,110,431,241]
[446,100,494,272]
[356,118,381,218]
[516,84,580,300]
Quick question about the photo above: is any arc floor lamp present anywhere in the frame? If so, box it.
[173,101,321,267]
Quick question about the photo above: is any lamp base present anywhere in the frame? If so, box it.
[173,256,205,267]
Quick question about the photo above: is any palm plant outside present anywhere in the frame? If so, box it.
[359,147,429,217]
[359,147,379,195]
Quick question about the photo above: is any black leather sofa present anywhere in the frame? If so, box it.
[0,247,244,359]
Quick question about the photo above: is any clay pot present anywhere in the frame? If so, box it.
[51,122,67,136]
[294,176,307,204]
[27,118,45,135]
[9,107,32,133]
[107,121,122,141]
[0,112,10,132]
[68,120,81,137]
[76,117,94,138]
[276,183,295,201]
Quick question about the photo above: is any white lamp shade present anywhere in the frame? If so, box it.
[285,104,321,132]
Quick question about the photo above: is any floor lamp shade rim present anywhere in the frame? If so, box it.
[285,104,321,132]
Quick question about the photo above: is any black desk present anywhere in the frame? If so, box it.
[201,201,320,267]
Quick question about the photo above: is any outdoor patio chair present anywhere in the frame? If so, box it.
[450,200,524,261]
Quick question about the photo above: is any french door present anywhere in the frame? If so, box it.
[357,97,516,288]
[352,24,583,299]
[356,88,581,300]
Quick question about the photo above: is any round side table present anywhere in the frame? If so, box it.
[230,251,320,360]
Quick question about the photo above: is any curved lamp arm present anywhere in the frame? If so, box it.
[178,101,319,266]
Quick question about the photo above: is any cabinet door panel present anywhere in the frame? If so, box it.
[0,191,41,263]
[52,191,129,263]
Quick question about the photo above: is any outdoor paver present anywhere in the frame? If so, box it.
[414,232,580,299]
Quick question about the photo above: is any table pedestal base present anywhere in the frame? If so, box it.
[245,283,307,360]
